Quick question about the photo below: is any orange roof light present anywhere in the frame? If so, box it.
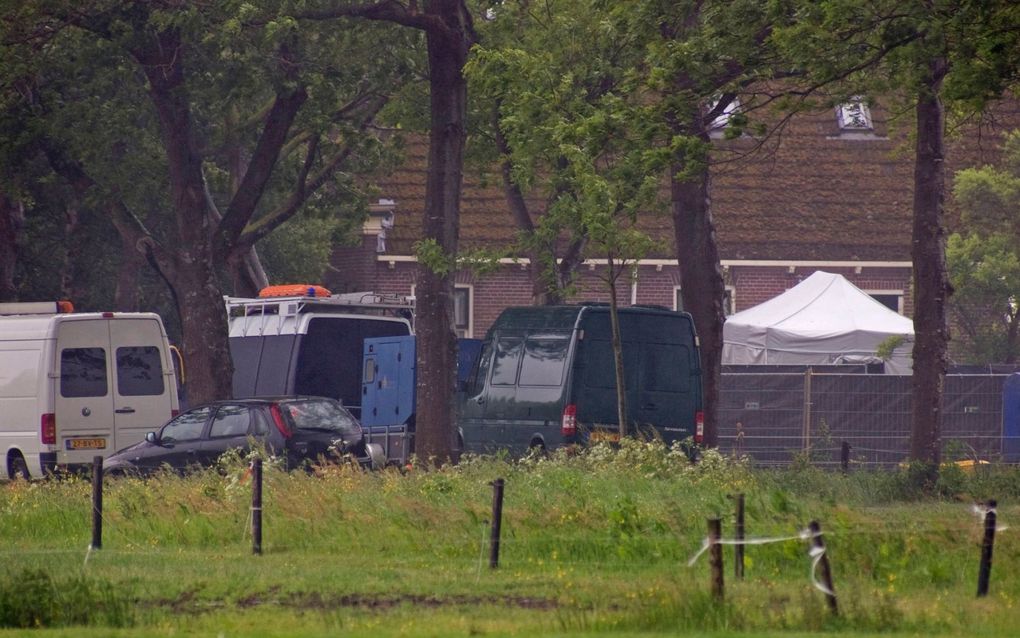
[258,284,332,298]
[57,300,75,313]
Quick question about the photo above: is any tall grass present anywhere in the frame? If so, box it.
[2,440,1019,635]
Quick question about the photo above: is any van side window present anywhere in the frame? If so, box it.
[116,346,166,396]
[60,348,108,398]
[491,338,524,386]
[644,343,690,392]
[519,339,569,386]
[469,341,493,394]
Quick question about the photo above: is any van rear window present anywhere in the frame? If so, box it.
[643,343,690,392]
[519,339,568,386]
[116,346,166,396]
[60,348,108,398]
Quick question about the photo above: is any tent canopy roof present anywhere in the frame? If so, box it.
[725,271,913,337]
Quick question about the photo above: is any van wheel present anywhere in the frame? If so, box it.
[8,455,29,481]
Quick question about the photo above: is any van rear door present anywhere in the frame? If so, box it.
[54,319,116,464]
[110,318,176,450]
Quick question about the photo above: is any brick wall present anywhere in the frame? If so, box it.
[330,257,913,338]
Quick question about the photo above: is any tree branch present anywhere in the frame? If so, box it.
[217,49,308,252]
[237,94,389,248]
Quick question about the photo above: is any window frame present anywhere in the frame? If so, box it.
[864,289,905,314]
[836,97,874,131]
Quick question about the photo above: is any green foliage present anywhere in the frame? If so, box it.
[257,215,345,285]
[948,130,1020,362]
[5,448,1020,634]
[0,0,417,310]
[876,334,908,361]
[0,568,134,628]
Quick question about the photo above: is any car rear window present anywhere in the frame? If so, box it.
[282,399,361,438]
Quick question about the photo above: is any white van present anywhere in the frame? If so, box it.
[0,301,180,479]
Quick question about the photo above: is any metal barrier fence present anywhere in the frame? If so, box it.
[717,373,1009,468]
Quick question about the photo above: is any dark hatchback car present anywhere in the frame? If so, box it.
[104,396,383,476]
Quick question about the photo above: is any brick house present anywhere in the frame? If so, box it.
[326,99,1020,343]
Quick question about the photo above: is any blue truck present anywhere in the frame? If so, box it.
[360,335,481,462]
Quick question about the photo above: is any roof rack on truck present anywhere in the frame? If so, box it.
[224,286,415,337]
[0,301,75,315]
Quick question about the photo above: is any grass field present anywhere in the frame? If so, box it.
[1,441,1019,637]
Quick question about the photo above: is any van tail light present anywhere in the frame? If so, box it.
[561,404,577,437]
[269,404,293,439]
[694,411,705,444]
[41,414,56,445]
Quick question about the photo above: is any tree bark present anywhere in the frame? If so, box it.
[0,192,24,301]
[59,204,82,303]
[670,126,725,448]
[607,259,629,437]
[414,0,474,463]
[909,55,951,469]
[133,28,233,405]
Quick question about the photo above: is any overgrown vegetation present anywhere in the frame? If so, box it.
[2,442,1019,636]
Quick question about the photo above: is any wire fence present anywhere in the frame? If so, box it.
[718,372,1011,468]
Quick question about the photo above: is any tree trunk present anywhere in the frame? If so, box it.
[110,218,144,311]
[135,28,233,404]
[60,204,83,303]
[607,261,629,437]
[671,133,725,448]
[0,192,23,301]
[113,238,143,311]
[414,1,473,463]
[909,56,951,470]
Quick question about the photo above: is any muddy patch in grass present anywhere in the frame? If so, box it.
[146,590,558,614]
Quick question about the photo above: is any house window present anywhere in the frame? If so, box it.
[675,286,735,315]
[453,285,473,338]
[410,284,473,337]
[837,97,873,131]
[866,290,904,314]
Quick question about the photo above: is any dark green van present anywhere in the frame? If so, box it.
[458,304,703,455]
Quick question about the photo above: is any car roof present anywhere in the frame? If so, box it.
[186,396,341,410]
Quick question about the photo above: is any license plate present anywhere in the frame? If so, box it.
[589,430,621,443]
[66,438,107,450]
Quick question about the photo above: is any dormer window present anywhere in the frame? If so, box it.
[837,98,873,131]
[708,97,740,138]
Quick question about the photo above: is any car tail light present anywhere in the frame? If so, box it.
[171,409,179,418]
[41,413,56,445]
[269,404,292,439]
[561,404,577,437]
[694,411,704,444]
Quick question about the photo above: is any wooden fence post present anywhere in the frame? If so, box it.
[90,455,103,550]
[709,517,724,599]
[251,458,263,556]
[809,520,838,616]
[840,441,851,473]
[489,478,505,569]
[977,499,997,597]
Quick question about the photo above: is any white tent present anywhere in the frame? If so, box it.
[722,271,914,374]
